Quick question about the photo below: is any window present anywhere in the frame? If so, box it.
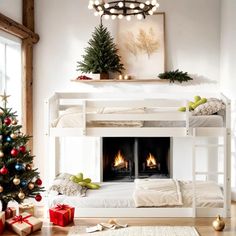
[0,32,22,122]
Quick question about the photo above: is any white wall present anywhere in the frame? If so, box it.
[34,0,222,184]
[0,0,22,23]
[220,0,236,199]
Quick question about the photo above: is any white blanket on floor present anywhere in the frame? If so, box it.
[133,179,183,207]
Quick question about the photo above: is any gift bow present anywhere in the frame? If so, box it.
[12,215,24,223]
[55,204,70,210]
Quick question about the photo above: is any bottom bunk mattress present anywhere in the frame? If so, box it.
[48,181,223,209]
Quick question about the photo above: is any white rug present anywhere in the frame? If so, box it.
[68,226,200,236]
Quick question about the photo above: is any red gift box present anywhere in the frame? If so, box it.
[49,204,74,227]
[0,212,5,234]
[5,207,16,219]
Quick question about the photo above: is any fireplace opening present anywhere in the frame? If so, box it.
[103,137,170,181]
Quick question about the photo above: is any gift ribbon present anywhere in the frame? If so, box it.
[55,204,72,221]
[10,214,34,233]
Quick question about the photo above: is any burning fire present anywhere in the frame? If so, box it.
[146,153,157,169]
[114,150,128,169]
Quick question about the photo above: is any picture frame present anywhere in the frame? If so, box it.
[116,13,166,80]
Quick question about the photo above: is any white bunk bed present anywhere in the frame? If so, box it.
[45,92,231,218]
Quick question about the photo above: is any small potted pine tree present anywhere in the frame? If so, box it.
[77,24,124,80]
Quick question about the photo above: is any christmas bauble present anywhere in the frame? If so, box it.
[212,215,225,231]
[5,136,12,142]
[35,194,42,202]
[26,164,32,171]
[11,148,19,157]
[0,185,3,193]
[12,120,18,125]
[0,135,2,140]
[0,166,8,175]
[13,177,21,185]
[10,133,18,139]
[0,110,3,116]
[28,182,35,190]
[36,178,42,186]
[20,180,27,187]
[15,163,24,171]
[0,151,4,158]
[4,117,11,126]
[19,146,26,153]
[18,191,25,200]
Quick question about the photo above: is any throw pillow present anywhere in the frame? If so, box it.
[48,173,87,196]
[192,98,225,116]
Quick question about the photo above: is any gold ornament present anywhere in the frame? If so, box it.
[18,190,25,200]
[212,215,225,231]
[0,110,3,116]
[10,133,18,139]
[12,120,18,125]
[0,150,4,158]
[26,164,32,171]
[28,182,35,190]
[0,185,3,193]
[13,177,21,185]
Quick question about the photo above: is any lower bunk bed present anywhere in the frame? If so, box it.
[47,177,225,218]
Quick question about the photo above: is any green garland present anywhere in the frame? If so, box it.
[158,69,193,83]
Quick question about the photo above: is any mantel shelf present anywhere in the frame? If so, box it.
[71,79,169,83]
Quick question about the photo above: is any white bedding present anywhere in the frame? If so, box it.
[48,181,223,209]
[52,106,224,128]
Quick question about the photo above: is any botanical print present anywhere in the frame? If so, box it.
[117,14,165,79]
[125,27,160,58]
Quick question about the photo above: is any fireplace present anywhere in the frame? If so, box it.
[103,137,170,181]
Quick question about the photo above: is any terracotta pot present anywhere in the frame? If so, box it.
[100,73,109,80]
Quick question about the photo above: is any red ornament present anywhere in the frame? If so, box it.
[11,148,19,157]
[19,146,26,153]
[35,194,42,202]
[4,117,11,126]
[36,178,42,186]
[0,166,8,175]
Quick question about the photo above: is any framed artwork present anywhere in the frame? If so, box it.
[117,13,165,80]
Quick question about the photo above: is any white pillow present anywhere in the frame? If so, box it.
[192,98,225,116]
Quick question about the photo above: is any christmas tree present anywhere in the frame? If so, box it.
[0,93,44,211]
[77,23,124,77]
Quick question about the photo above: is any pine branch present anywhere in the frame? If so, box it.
[158,69,193,83]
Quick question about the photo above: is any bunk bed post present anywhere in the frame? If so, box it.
[224,99,231,217]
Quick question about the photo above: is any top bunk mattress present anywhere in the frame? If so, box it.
[51,107,224,128]
[48,181,223,209]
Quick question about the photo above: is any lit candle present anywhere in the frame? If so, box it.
[124,75,129,80]
[118,74,123,80]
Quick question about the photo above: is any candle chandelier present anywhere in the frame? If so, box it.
[88,0,160,20]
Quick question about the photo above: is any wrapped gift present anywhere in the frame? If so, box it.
[6,212,42,236]
[49,204,74,227]
[19,204,34,216]
[0,212,5,234]
[5,207,17,219]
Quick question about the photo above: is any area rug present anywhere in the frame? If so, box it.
[68,226,200,236]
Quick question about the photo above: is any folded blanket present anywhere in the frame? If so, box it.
[133,179,183,207]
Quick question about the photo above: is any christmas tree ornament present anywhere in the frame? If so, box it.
[36,178,42,186]
[15,163,24,171]
[4,117,11,126]
[5,136,12,142]
[0,185,3,193]
[11,148,19,157]
[28,182,34,190]
[0,135,2,140]
[19,146,26,153]
[0,150,4,158]
[10,133,18,139]
[18,190,25,200]
[0,166,8,175]
[212,215,225,231]
[26,164,32,171]
[11,119,18,125]
[35,194,42,202]
[20,180,27,187]
[13,176,21,185]
[0,110,3,116]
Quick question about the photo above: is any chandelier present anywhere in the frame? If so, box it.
[88,0,160,20]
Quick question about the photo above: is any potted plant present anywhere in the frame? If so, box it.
[77,24,124,80]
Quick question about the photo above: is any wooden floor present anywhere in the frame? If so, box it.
[3,202,236,235]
